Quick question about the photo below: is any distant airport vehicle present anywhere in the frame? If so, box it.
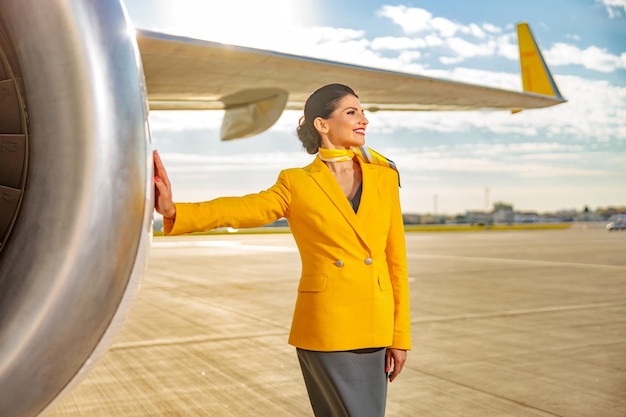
[606,215,626,231]
[0,1,566,416]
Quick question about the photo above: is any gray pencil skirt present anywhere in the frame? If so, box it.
[296,347,388,417]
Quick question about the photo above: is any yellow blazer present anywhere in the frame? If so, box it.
[164,156,411,352]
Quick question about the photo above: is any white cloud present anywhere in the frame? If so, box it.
[430,17,460,38]
[596,0,626,18]
[370,34,444,52]
[495,33,518,60]
[376,5,434,34]
[371,36,427,51]
[377,5,500,41]
[362,74,626,142]
[565,33,582,42]
[460,23,487,39]
[374,4,625,74]
[385,144,615,192]
[547,43,626,72]
[444,37,497,61]
[149,110,223,132]
[482,23,502,34]
[312,27,366,43]
[397,50,423,65]
[371,7,516,65]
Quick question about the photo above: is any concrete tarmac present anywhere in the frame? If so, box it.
[47,223,626,417]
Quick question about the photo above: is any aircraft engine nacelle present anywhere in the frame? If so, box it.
[0,1,152,416]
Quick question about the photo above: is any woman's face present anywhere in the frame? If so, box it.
[318,94,368,149]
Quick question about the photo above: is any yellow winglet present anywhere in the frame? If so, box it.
[517,22,564,100]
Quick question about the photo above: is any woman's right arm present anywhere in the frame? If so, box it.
[153,150,291,236]
[153,150,176,219]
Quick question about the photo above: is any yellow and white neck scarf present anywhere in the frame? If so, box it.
[318,146,400,185]
[318,146,398,171]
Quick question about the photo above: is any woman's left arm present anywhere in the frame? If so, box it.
[385,176,412,351]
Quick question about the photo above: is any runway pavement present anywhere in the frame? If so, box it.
[47,223,626,417]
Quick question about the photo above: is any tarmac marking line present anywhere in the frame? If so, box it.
[412,301,626,324]
[411,367,566,417]
[408,253,626,270]
[111,331,287,351]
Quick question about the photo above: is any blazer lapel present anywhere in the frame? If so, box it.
[308,157,371,250]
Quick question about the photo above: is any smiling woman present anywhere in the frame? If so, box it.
[154,83,411,417]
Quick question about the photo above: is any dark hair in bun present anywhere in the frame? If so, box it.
[296,84,358,154]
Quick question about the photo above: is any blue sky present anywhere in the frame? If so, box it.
[124,0,626,214]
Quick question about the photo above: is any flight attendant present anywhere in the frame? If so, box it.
[154,83,411,417]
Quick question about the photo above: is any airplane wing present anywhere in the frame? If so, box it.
[136,22,566,140]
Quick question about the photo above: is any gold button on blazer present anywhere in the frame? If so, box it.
[164,156,411,352]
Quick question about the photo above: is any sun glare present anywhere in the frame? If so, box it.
[162,0,315,48]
